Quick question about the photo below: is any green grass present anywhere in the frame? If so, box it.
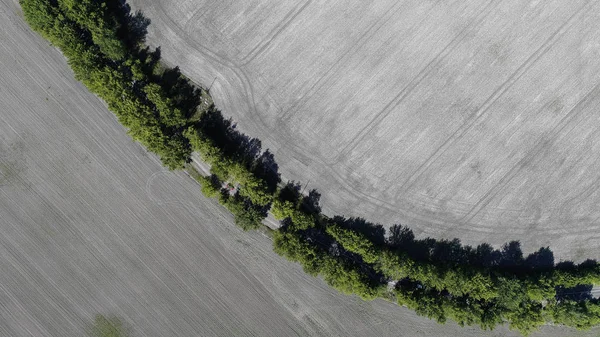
[87,315,129,337]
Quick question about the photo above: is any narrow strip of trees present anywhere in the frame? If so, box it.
[20,1,600,335]
[22,0,192,169]
[271,185,600,335]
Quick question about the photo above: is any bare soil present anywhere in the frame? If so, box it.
[1,0,599,335]
[132,0,600,263]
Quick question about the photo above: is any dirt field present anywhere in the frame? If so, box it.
[130,0,600,262]
[2,0,600,335]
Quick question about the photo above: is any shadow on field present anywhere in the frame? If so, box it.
[106,0,202,120]
[332,216,386,247]
[104,0,281,189]
[556,284,594,301]
[333,217,596,300]
[158,66,203,119]
[279,181,322,215]
[108,0,151,48]
[195,108,281,192]
[108,0,595,304]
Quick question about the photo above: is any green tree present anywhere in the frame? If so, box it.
[325,223,380,264]
[57,0,127,60]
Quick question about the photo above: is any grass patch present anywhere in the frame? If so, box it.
[87,315,129,337]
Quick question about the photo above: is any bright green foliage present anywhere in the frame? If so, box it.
[57,0,127,60]
[196,175,221,198]
[550,300,600,330]
[273,230,325,276]
[554,263,600,288]
[390,261,600,335]
[185,127,272,206]
[272,185,384,300]
[21,0,191,169]
[378,249,497,301]
[496,277,527,312]
[378,250,413,280]
[273,182,600,334]
[184,128,223,164]
[226,162,272,205]
[193,170,266,230]
[219,192,264,231]
[273,228,383,300]
[394,281,546,336]
[144,83,188,128]
[504,301,545,336]
[524,274,555,302]
[325,223,379,264]
[19,0,60,40]
[320,255,383,300]
[105,77,191,169]
[270,198,316,230]
[395,283,448,324]
[270,198,294,220]
[86,65,191,169]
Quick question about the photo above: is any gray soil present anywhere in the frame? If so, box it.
[131,0,600,262]
[0,0,598,336]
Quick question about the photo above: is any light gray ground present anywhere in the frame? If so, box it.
[131,0,600,262]
[1,0,599,336]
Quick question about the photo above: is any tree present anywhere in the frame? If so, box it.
[326,223,380,264]
[57,0,127,60]
[220,192,265,231]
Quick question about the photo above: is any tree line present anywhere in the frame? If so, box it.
[20,0,600,335]
[270,184,600,334]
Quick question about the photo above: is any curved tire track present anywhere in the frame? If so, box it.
[240,0,314,66]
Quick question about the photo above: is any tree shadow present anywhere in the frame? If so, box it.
[197,109,260,159]
[301,189,321,215]
[253,149,281,193]
[100,0,598,308]
[385,225,596,299]
[556,284,593,302]
[125,10,151,46]
[386,225,560,271]
[431,238,471,267]
[157,66,202,120]
[104,0,151,49]
[196,108,281,192]
[330,216,386,247]
[498,241,525,269]
[277,181,302,200]
[98,2,202,122]
[137,45,162,74]
[96,1,279,186]
[525,246,554,271]
[276,182,321,216]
